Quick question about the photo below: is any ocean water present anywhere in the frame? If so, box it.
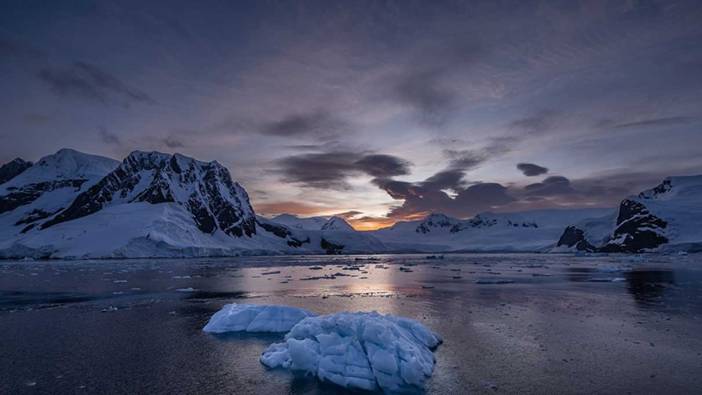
[1,253,702,394]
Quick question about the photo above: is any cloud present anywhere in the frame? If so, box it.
[393,70,457,128]
[517,163,549,176]
[353,154,411,178]
[37,61,154,106]
[443,149,486,171]
[443,137,516,172]
[365,136,523,218]
[608,116,695,129]
[346,215,398,231]
[99,127,121,145]
[373,172,515,219]
[508,110,560,135]
[273,151,412,190]
[421,169,466,190]
[524,176,575,196]
[162,136,185,149]
[334,210,363,219]
[258,110,349,139]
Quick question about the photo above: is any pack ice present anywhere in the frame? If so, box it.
[260,311,442,393]
[203,303,315,333]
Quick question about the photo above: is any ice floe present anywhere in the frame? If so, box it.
[203,303,315,333]
[260,311,442,393]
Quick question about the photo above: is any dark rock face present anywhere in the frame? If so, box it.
[257,220,290,238]
[287,237,310,248]
[42,152,257,238]
[321,238,344,254]
[15,208,61,226]
[0,158,32,185]
[638,179,672,199]
[556,225,596,252]
[416,214,455,234]
[600,199,668,253]
[0,179,85,215]
[449,215,498,233]
[256,220,309,248]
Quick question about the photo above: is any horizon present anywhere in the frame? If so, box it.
[3,0,702,230]
[4,146,649,230]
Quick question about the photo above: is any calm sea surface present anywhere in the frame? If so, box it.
[1,253,702,394]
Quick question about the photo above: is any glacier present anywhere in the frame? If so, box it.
[260,311,442,393]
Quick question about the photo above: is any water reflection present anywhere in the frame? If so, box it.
[624,269,675,307]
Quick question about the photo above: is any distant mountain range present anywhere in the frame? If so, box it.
[0,149,699,259]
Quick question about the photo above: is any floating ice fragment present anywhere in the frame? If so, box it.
[260,311,442,393]
[203,303,315,333]
[475,279,514,285]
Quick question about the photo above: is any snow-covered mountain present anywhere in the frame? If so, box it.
[270,214,354,232]
[0,149,385,258]
[556,175,702,253]
[0,149,120,237]
[371,209,613,252]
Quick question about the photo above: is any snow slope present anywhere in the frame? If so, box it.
[0,149,119,242]
[271,214,355,232]
[261,311,442,393]
[271,214,329,230]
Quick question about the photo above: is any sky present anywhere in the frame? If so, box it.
[2,0,702,230]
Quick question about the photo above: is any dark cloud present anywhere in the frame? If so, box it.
[421,169,466,190]
[259,111,348,139]
[453,183,515,210]
[517,163,549,176]
[366,136,523,218]
[162,136,185,149]
[378,178,515,219]
[524,176,575,196]
[393,70,456,128]
[609,116,696,129]
[354,154,411,178]
[444,149,486,171]
[274,151,412,190]
[99,127,121,145]
[373,170,515,219]
[443,137,516,172]
[37,62,154,106]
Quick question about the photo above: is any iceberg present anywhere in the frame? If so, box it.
[260,311,442,393]
[203,303,315,333]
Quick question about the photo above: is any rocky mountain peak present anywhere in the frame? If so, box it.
[41,151,256,237]
[0,158,33,185]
